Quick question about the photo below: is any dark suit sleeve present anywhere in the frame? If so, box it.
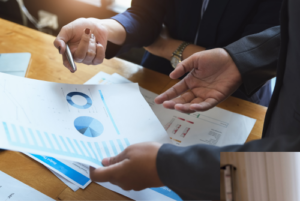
[105,0,168,59]
[156,143,220,200]
[157,134,300,200]
[224,26,280,97]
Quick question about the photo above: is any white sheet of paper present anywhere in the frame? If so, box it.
[108,72,256,147]
[0,73,169,168]
[0,171,55,201]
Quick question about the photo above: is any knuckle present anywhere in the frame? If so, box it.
[109,156,117,164]
[86,50,95,58]
[82,36,90,43]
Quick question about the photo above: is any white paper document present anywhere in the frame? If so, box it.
[94,72,256,147]
[0,171,54,201]
[0,73,169,168]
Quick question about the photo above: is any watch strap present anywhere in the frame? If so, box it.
[173,42,191,58]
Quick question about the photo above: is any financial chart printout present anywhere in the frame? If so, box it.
[0,73,169,167]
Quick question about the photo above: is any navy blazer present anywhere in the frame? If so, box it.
[106,0,282,106]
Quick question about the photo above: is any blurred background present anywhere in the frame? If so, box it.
[221,152,300,201]
[0,0,145,64]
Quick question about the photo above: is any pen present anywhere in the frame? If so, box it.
[65,44,76,72]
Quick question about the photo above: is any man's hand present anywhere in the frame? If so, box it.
[54,18,126,72]
[155,48,242,113]
[89,142,164,191]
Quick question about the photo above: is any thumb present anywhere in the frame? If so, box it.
[89,162,125,182]
[170,53,201,79]
[102,149,127,167]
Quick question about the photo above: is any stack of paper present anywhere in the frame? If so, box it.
[0,71,256,200]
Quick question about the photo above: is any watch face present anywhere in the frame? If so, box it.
[171,56,181,68]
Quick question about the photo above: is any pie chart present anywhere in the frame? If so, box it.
[74,116,104,137]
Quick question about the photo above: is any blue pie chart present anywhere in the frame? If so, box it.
[74,116,104,137]
[67,92,92,109]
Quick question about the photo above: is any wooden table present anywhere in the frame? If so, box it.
[0,18,267,200]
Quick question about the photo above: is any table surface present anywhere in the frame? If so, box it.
[0,18,267,200]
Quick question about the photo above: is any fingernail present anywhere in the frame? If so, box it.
[58,47,61,54]
[102,157,110,166]
[85,28,90,35]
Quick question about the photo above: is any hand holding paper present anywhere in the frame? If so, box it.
[155,48,242,113]
[90,142,164,191]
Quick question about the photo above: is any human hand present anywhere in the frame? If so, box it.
[89,142,164,191]
[54,18,108,72]
[155,48,242,113]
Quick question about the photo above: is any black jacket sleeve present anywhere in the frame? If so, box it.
[224,26,280,97]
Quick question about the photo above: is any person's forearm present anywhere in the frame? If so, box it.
[100,19,126,45]
[161,39,206,61]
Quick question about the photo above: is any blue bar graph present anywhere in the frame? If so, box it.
[20,126,29,145]
[44,132,54,149]
[110,140,118,155]
[11,124,20,143]
[102,141,111,157]
[52,134,62,151]
[2,122,131,166]
[117,139,124,151]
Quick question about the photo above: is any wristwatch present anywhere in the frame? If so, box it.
[170,42,190,68]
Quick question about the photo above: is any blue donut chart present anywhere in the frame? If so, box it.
[66,92,92,109]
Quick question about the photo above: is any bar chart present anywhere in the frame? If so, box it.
[2,122,130,166]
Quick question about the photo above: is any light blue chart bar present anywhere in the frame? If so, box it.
[2,122,131,166]
[99,90,120,135]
